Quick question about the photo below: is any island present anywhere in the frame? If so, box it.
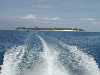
[16,27,84,32]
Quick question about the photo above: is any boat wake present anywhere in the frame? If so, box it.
[1,34,100,75]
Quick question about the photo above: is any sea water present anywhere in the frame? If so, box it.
[0,31,100,75]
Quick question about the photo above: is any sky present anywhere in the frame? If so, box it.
[0,0,100,31]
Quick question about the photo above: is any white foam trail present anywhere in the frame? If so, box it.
[1,45,26,75]
[38,36,70,75]
[1,35,100,75]
[59,41,100,75]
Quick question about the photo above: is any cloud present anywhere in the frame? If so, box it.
[80,18,95,21]
[79,17,97,24]
[86,18,95,21]
[20,14,37,20]
[19,14,61,21]
[79,17,100,25]
[43,17,60,20]
[1,16,100,31]
[50,17,60,20]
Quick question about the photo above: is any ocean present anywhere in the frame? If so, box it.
[0,30,100,75]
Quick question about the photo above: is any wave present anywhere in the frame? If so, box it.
[1,34,100,75]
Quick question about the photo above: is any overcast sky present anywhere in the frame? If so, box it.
[0,0,100,31]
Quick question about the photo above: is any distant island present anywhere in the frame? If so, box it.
[16,27,84,32]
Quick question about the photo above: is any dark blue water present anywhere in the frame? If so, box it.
[0,30,100,68]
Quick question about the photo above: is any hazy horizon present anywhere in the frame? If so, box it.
[0,0,100,32]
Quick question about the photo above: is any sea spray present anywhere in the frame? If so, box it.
[1,34,42,75]
[58,41,100,75]
[38,35,70,75]
[1,45,26,75]
[1,34,100,75]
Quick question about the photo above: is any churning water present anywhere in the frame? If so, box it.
[1,33,100,75]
